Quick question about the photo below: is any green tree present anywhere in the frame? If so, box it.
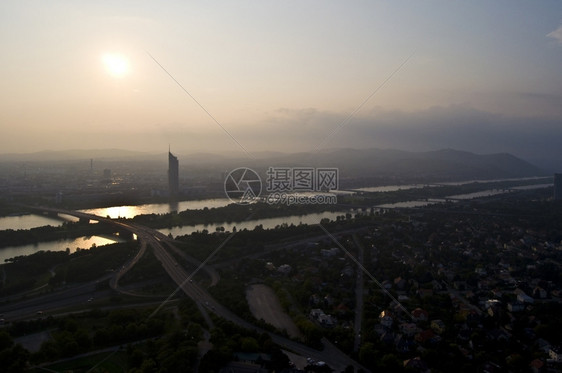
[380,354,403,372]
[358,342,377,368]
[0,331,13,351]
[240,336,259,352]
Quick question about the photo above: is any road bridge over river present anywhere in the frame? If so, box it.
[19,206,368,372]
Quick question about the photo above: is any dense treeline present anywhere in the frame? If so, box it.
[28,309,172,364]
[175,212,382,263]
[1,296,295,372]
[131,201,345,229]
[126,299,205,372]
[52,241,138,284]
[0,250,71,296]
[3,310,166,370]
[0,242,137,296]
[118,247,178,296]
[208,269,253,321]
[199,318,291,373]
[0,330,29,373]
[0,220,118,249]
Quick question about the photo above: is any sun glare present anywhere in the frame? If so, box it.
[102,53,130,78]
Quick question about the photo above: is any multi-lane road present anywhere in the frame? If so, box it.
[352,233,365,354]
[3,206,368,372]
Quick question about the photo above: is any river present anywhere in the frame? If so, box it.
[0,178,551,261]
[158,210,355,237]
[375,183,552,209]
[0,198,232,231]
[0,211,355,262]
[0,235,122,263]
[1,178,549,230]
[79,198,232,219]
[0,213,78,231]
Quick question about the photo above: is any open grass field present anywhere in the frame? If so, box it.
[246,283,302,339]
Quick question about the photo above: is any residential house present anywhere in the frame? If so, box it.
[529,359,545,373]
[417,288,434,298]
[277,264,292,275]
[415,329,441,345]
[411,308,429,322]
[507,302,525,312]
[309,308,335,327]
[517,292,534,304]
[403,357,430,373]
[399,322,418,337]
[379,310,394,328]
[475,267,488,276]
[549,346,562,363]
[533,287,547,299]
[321,247,339,258]
[430,319,446,334]
[318,313,336,327]
[310,309,324,319]
[394,276,407,290]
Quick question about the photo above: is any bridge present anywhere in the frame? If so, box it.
[20,205,368,372]
[29,206,136,239]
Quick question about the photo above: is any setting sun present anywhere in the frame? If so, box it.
[102,53,130,78]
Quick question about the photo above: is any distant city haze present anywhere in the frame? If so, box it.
[1,1,562,166]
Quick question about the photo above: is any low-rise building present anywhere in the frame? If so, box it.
[430,319,446,334]
[411,308,429,322]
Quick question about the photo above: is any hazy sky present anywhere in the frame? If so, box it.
[1,1,561,162]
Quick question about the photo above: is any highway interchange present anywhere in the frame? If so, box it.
[1,207,368,372]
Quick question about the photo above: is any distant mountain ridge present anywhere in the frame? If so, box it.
[0,147,545,181]
[258,148,545,181]
[0,149,149,162]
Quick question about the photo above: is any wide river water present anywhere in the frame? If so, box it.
[0,199,355,262]
[0,179,552,262]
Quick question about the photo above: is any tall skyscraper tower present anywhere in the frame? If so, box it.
[168,149,179,199]
[554,173,562,200]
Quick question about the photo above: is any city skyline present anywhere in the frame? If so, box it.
[1,1,561,164]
